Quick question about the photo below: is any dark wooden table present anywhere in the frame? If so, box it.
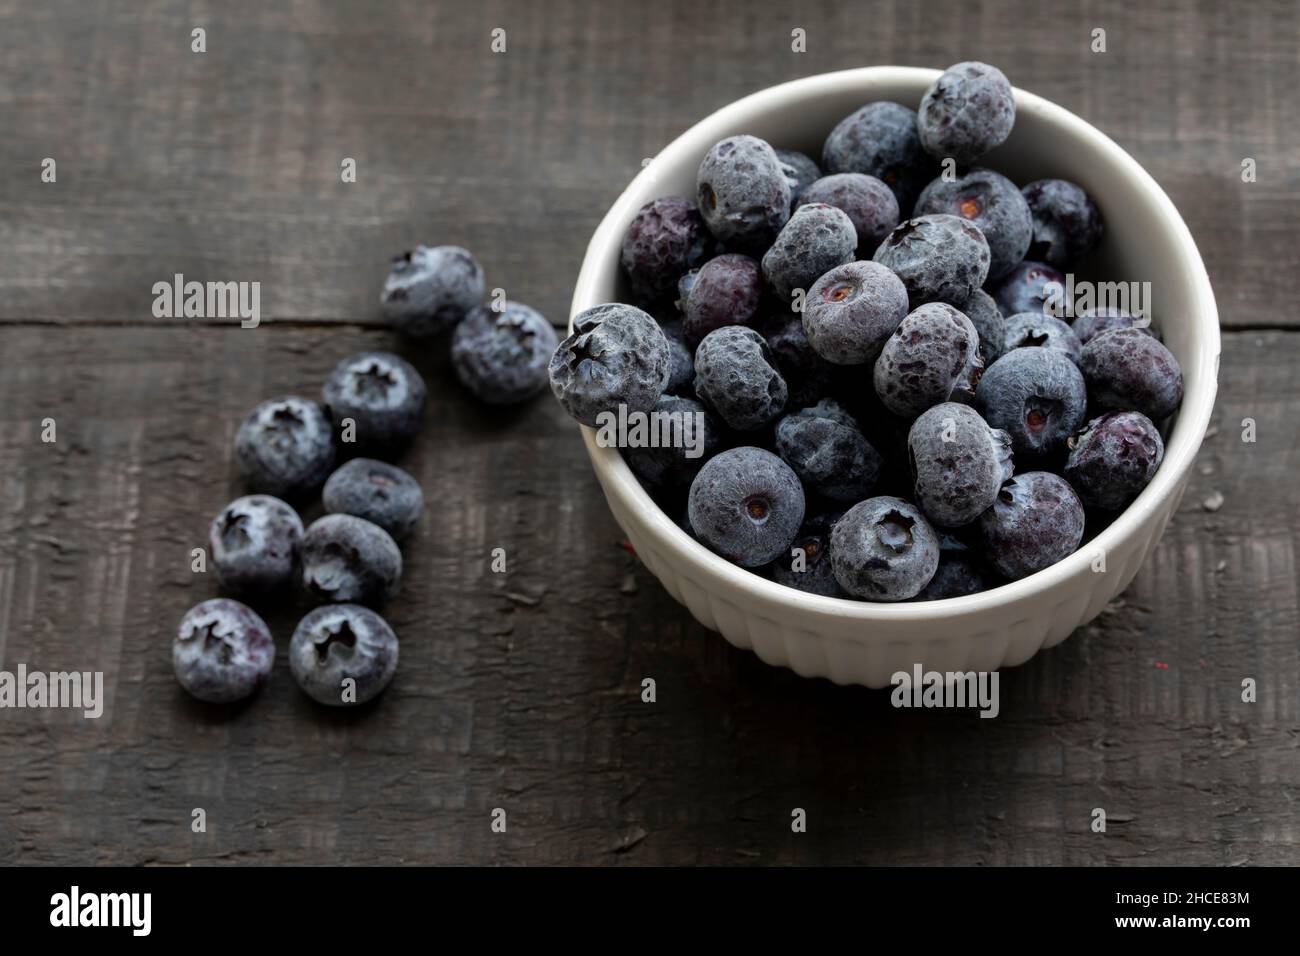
[1,0,1296,865]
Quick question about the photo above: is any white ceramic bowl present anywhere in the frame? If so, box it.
[569,67,1219,687]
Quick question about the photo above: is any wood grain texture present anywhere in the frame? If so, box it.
[0,0,1296,866]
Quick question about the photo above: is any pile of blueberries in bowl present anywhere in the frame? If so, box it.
[549,61,1185,604]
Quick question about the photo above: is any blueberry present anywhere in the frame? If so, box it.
[289,604,398,707]
[975,347,1087,458]
[822,101,937,212]
[917,61,1015,165]
[804,260,909,365]
[757,311,834,405]
[769,512,846,597]
[681,253,763,345]
[1064,411,1164,511]
[620,196,713,304]
[990,260,1065,317]
[322,351,427,459]
[379,245,484,337]
[908,402,1013,527]
[623,395,721,489]
[1002,312,1083,364]
[830,496,939,601]
[693,326,787,430]
[209,494,303,593]
[761,203,857,301]
[797,173,900,258]
[914,168,1031,280]
[451,301,558,405]
[913,536,994,600]
[978,472,1084,580]
[1022,179,1103,268]
[774,149,822,202]
[1072,308,1156,345]
[959,288,1006,361]
[549,303,671,427]
[688,446,805,567]
[1080,328,1184,421]
[300,513,402,606]
[234,396,336,499]
[322,458,424,540]
[696,134,791,252]
[775,404,882,503]
[872,214,991,308]
[873,303,982,418]
[174,599,275,703]
[660,320,696,395]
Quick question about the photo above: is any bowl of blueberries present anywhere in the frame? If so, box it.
[553,64,1219,687]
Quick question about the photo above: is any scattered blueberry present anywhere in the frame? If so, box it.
[914,167,1031,280]
[322,458,424,540]
[872,214,991,308]
[1064,411,1165,510]
[696,134,791,252]
[873,303,982,418]
[693,326,788,430]
[1022,179,1103,268]
[451,301,558,405]
[917,61,1015,165]
[978,472,1085,580]
[803,260,910,365]
[688,446,805,567]
[769,512,846,597]
[174,599,275,704]
[1002,312,1083,364]
[775,149,823,202]
[209,494,303,593]
[775,404,881,503]
[549,303,671,427]
[234,396,336,499]
[960,288,1006,361]
[322,351,427,459]
[908,402,1013,527]
[822,101,937,212]
[620,196,713,304]
[289,604,399,707]
[379,245,484,337]
[797,173,900,258]
[623,395,721,489]
[975,347,1087,458]
[990,260,1065,317]
[830,496,939,601]
[300,513,402,606]
[681,253,763,345]
[761,202,857,301]
[1080,328,1184,421]
[1071,307,1156,345]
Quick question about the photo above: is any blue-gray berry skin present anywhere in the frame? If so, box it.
[549,303,670,427]
[874,303,982,418]
[960,288,1006,361]
[797,173,900,258]
[623,395,720,489]
[917,62,1016,165]
[451,301,558,405]
[830,496,939,601]
[322,458,424,540]
[209,494,303,593]
[1071,308,1157,345]
[822,101,937,212]
[1022,179,1103,268]
[908,402,1013,527]
[758,311,834,405]
[872,214,990,308]
[235,396,336,499]
[775,149,822,202]
[289,604,398,707]
[681,254,763,345]
[174,599,275,703]
[1064,411,1165,511]
[660,320,696,395]
[775,406,882,503]
[1002,312,1083,364]
[975,347,1087,459]
[914,168,1031,280]
[978,472,1085,580]
[990,260,1065,317]
[693,326,787,431]
[769,512,846,597]
[322,351,427,459]
[1080,328,1184,421]
[620,196,713,305]
[379,245,484,337]
[301,513,402,607]
[688,446,805,567]
[913,537,994,600]
[696,135,791,252]
[762,203,857,301]
[804,260,909,365]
